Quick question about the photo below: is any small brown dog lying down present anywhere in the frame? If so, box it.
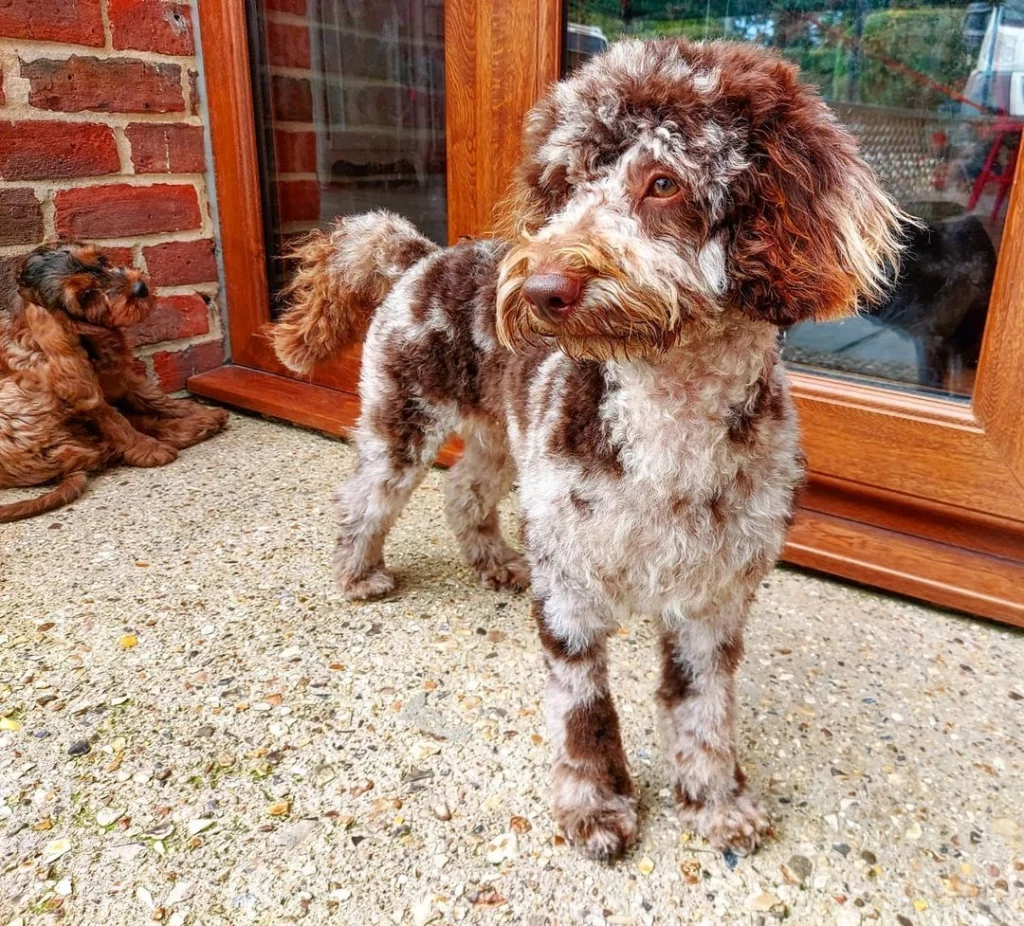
[0,243,228,522]
[273,39,905,860]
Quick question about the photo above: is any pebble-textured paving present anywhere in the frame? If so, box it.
[1,414,1021,925]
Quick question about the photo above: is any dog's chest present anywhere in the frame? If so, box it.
[514,355,801,614]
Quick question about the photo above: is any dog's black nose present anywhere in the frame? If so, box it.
[521,272,582,323]
[131,280,149,299]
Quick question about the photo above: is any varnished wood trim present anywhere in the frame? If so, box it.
[791,371,1024,524]
[197,0,270,369]
[445,0,557,239]
[799,474,1024,563]
[974,134,1024,482]
[784,507,1024,627]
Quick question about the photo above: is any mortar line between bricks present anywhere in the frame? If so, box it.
[99,0,114,53]
[3,40,199,68]
[0,229,214,257]
[135,331,223,360]
[0,105,204,127]
[0,175,207,192]
[155,283,219,297]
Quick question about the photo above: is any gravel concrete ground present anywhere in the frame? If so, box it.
[1,413,1022,926]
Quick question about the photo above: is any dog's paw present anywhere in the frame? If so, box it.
[123,438,178,468]
[677,791,771,856]
[340,569,396,601]
[196,407,230,432]
[477,554,530,592]
[554,792,638,862]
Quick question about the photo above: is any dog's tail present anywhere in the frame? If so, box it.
[0,472,88,523]
[270,210,440,374]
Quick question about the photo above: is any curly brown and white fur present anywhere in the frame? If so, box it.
[272,39,906,860]
[0,243,228,522]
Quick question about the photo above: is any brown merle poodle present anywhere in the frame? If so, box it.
[272,39,905,860]
[0,243,228,522]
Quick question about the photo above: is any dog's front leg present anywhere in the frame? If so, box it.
[119,373,229,444]
[657,609,770,855]
[89,404,178,468]
[534,595,637,860]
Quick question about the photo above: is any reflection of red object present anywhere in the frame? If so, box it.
[967,120,1022,223]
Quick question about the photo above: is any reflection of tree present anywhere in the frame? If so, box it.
[571,1,983,110]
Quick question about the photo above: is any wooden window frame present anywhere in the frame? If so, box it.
[191,0,1024,625]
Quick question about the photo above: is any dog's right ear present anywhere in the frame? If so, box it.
[723,50,908,326]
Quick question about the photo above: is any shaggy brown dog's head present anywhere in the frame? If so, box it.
[18,243,153,328]
[496,39,908,362]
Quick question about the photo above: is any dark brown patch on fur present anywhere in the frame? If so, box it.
[718,630,745,675]
[674,782,705,813]
[656,635,695,707]
[534,598,593,664]
[563,694,633,796]
[670,494,690,516]
[708,490,726,525]
[727,371,785,445]
[569,490,592,516]
[733,764,748,795]
[548,362,622,476]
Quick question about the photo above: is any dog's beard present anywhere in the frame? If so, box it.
[496,243,714,363]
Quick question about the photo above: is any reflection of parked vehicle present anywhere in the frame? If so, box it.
[963,3,1024,113]
[565,23,608,71]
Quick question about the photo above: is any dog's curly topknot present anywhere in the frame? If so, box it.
[270,210,439,374]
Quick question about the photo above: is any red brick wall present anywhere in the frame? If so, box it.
[0,0,223,392]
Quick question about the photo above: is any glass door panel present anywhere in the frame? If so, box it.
[564,1,1022,400]
[246,0,448,314]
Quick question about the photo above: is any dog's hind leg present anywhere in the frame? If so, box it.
[443,418,528,592]
[333,408,453,600]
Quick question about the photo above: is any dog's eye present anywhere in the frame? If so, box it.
[647,177,680,199]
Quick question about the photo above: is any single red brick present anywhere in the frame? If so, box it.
[0,0,104,47]
[0,189,42,246]
[143,239,217,286]
[130,293,209,347]
[276,179,320,224]
[55,184,202,239]
[266,21,311,69]
[265,0,306,12]
[152,338,224,391]
[274,130,316,173]
[0,121,119,180]
[22,56,184,114]
[108,0,194,56]
[271,76,312,122]
[127,123,205,174]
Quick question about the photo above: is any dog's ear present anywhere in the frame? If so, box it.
[724,53,907,326]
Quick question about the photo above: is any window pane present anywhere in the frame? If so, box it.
[564,1,1021,399]
[248,0,447,315]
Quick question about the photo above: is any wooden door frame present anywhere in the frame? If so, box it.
[190,0,1024,625]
